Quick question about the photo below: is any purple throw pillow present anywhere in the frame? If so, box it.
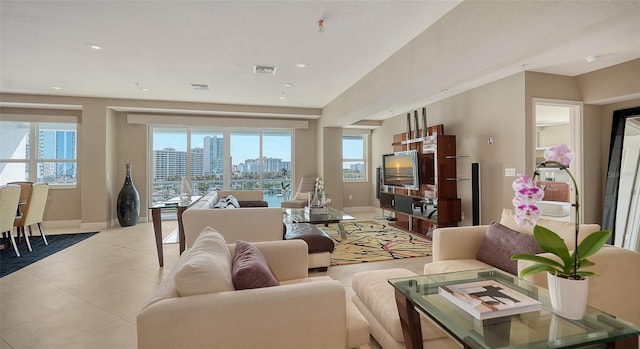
[232,241,279,290]
[476,222,543,275]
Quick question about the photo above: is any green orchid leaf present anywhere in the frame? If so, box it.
[511,253,564,269]
[578,258,595,268]
[577,230,612,260]
[533,225,571,264]
[519,264,560,279]
[576,270,597,277]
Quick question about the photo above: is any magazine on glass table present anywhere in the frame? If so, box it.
[438,280,541,320]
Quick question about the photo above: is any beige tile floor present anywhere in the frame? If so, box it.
[0,208,431,349]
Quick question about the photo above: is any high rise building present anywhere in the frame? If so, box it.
[203,136,224,175]
[39,130,76,182]
[154,148,187,180]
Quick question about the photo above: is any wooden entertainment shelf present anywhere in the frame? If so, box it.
[381,125,462,238]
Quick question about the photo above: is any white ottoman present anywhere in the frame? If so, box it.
[351,268,461,349]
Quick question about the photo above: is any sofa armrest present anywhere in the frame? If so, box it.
[137,280,348,349]
[432,225,488,262]
[228,240,309,282]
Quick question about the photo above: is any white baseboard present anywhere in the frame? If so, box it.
[80,221,108,231]
[42,219,81,229]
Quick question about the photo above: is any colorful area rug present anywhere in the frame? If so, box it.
[321,221,432,266]
[0,232,98,278]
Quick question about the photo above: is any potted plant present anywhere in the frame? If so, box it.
[511,144,611,319]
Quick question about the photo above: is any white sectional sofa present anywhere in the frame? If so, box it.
[183,190,284,247]
[183,190,333,270]
[137,228,369,349]
[352,209,640,348]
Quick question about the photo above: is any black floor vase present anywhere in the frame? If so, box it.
[117,163,140,227]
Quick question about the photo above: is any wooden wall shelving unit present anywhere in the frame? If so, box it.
[381,125,461,238]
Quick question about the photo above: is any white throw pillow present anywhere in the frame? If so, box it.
[174,227,234,296]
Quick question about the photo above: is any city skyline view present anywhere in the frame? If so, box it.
[153,132,292,167]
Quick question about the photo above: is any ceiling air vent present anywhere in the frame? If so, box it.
[253,65,277,75]
[190,83,209,91]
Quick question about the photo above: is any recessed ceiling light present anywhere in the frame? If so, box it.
[86,43,103,50]
[441,88,449,93]
[585,55,601,63]
[295,63,307,68]
[279,96,286,100]
[51,86,62,90]
[284,82,294,87]
[140,88,150,91]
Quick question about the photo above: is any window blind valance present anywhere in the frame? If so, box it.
[0,113,78,123]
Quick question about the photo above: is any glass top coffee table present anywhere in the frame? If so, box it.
[389,268,640,349]
[283,207,355,238]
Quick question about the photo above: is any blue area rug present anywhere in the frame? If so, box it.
[1,232,98,278]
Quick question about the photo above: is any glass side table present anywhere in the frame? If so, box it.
[149,196,201,267]
[389,268,640,349]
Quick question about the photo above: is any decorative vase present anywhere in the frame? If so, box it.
[547,273,588,320]
[117,163,140,227]
[310,190,325,208]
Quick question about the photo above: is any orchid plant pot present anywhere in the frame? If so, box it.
[547,273,589,320]
[511,144,611,321]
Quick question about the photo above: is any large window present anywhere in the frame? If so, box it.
[0,118,77,187]
[151,127,292,206]
[343,132,367,181]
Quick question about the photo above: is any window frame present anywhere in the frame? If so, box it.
[342,131,368,182]
[0,117,78,188]
[149,126,293,204]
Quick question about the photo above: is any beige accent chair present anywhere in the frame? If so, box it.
[1,185,22,256]
[14,182,49,251]
[280,177,316,208]
[352,209,640,348]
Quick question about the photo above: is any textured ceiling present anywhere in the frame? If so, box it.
[1,1,639,122]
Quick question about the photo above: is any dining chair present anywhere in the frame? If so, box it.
[14,182,50,251]
[7,181,33,210]
[1,184,22,256]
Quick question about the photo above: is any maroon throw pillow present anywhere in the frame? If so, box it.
[476,222,543,275]
[232,241,279,290]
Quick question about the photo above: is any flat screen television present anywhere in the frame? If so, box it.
[382,150,420,190]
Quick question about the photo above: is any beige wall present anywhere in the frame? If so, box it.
[0,93,320,228]
[538,124,570,148]
[577,59,640,104]
[371,73,526,225]
[292,121,318,195]
[367,65,638,226]
[2,59,639,228]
